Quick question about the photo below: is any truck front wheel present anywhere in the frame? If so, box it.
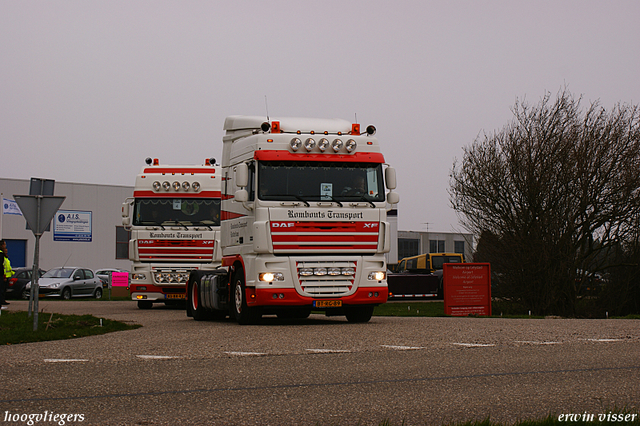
[345,306,374,323]
[232,270,260,325]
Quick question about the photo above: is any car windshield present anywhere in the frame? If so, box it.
[257,161,385,203]
[42,268,74,278]
[133,198,221,227]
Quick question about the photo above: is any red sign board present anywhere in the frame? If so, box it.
[443,263,491,316]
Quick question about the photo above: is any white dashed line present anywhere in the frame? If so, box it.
[452,343,495,348]
[224,351,267,356]
[586,338,624,342]
[515,341,562,345]
[136,355,181,359]
[306,349,352,354]
[381,345,425,350]
[44,359,89,363]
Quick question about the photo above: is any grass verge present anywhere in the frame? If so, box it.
[0,310,141,345]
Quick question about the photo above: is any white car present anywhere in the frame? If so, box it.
[26,267,103,299]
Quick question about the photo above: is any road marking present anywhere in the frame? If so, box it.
[306,349,351,354]
[136,355,181,359]
[381,345,424,350]
[224,351,267,356]
[586,338,624,342]
[44,359,89,363]
[515,341,562,345]
[452,343,495,348]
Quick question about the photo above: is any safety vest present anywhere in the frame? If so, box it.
[3,257,14,278]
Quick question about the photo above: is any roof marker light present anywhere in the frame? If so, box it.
[153,158,160,166]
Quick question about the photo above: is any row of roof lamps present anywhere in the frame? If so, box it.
[152,181,201,192]
[289,137,363,153]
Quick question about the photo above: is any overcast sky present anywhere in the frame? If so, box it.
[2,0,639,233]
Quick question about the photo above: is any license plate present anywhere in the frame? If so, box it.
[165,294,186,300]
[314,300,342,308]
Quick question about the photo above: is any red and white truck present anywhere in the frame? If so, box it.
[122,158,222,309]
[187,116,399,324]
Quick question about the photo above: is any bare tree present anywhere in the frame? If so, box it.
[450,90,640,316]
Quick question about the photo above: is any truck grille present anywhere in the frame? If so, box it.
[271,221,379,253]
[296,260,356,297]
[138,239,214,261]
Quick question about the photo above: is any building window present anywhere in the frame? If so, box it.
[454,240,465,256]
[430,240,445,253]
[398,238,419,260]
[116,226,130,260]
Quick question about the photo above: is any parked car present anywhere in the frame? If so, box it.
[6,267,46,300]
[25,267,103,299]
[95,268,129,288]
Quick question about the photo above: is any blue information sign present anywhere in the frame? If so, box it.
[53,210,93,242]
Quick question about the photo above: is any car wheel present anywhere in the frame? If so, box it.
[61,287,72,300]
[232,270,260,325]
[21,288,30,300]
[94,287,103,299]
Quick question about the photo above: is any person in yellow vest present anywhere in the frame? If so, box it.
[1,240,14,306]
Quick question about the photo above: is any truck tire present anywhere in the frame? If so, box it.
[345,306,374,323]
[189,274,212,321]
[232,270,260,325]
[137,300,153,309]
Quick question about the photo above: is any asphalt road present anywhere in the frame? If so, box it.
[1,300,639,426]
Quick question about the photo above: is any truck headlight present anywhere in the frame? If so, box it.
[345,139,357,152]
[368,271,386,281]
[132,273,146,281]
[259,272,284,282]
[331,139,343,152]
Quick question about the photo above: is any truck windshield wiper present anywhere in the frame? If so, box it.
[171,220,189,230]
[358,196,375,208]
[293,195,310,207]
[326,196,343,207]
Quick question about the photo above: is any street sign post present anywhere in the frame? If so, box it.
[14,192,65,331]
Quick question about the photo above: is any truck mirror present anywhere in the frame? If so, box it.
[235,163,249,188]
[121,202,131,226]
[387,191,400,205]
[235,189,249,203]
[385,167,397,190]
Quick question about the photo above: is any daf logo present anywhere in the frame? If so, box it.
[272,222,295,228]
[139,240,155,244]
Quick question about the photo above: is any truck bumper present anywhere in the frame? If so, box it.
[246,285,388,307]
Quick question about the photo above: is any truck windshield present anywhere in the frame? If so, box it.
[132,198,221,227]
[257,161,385,203]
